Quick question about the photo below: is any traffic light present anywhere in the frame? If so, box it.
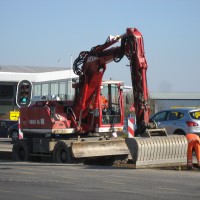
[16,80,33,108]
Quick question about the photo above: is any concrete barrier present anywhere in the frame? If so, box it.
[0,139,13,160]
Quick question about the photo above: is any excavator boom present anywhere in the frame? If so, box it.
[72,28,151,133]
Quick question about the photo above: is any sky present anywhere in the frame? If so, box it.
[0,0,200,92]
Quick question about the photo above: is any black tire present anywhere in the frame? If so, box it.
[12,139,31,161]
[174,130,185,135]
[53,141,72,163]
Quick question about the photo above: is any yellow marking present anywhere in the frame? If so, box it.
[104,181,125,185]
[0,189,11,193]
[51,173,79,180]
[156,187,177,191]
[34,196,51,199]
[20,171,36,175]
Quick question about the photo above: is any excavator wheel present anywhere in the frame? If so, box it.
[12,139,31,161]
[53,140,72,163]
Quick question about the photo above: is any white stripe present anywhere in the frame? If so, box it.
[128,120,134,131]
[128,119,134,138]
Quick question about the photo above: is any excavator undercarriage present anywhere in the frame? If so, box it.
[12,130,187,168]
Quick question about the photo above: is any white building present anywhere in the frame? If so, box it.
[0,65,78,119]
[1,65,200,119]
[123,87,200,114]
[150,92,200,113]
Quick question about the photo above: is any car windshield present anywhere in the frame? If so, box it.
[189,110,200,120]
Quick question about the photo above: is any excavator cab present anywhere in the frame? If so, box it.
[100,81,121,125]
[90,81,124,134]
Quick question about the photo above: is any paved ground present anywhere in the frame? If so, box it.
[0,160,199,200]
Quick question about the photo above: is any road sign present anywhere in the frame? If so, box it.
[10,111,20,120]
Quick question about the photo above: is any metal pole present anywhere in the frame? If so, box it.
[70,55,73,98]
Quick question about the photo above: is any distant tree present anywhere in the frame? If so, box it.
[123,90,156,117]
[123,91,134,117]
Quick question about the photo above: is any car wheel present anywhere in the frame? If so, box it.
[11,130,19,141]
[174,130,185,135]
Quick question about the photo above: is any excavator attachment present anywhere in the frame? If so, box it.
[71,138,129,158]
[126,134,188,168]
[71,131,188,169]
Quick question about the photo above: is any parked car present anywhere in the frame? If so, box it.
[150,108,200,136]
[7,123,19,141]
[0,120,18,138]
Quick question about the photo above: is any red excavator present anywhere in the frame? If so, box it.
[13,28,187,168]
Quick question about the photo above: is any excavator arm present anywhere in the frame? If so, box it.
[73,28,150,133]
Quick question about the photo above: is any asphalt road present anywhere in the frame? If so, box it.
[0,161,199,200]
[0,139,199,200]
